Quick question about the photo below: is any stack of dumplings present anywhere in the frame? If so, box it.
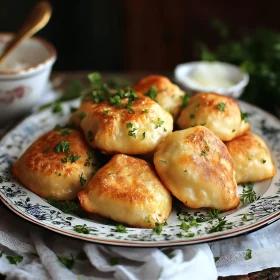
[13,74,276,229]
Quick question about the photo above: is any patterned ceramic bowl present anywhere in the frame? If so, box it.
[174,61,249,98]
[0,33,56,125]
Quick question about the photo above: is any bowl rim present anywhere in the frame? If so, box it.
[174,61,249,94]
[0,32,56,75]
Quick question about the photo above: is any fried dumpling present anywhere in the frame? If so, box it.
[78,154,172,228]
[133,75,185,119]
[225,133,276,184]
[13,128,98,200]
[154,126,240,211]
[177,92,250,141]
[80,95,173,154]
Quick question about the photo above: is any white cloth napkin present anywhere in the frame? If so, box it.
[0,203,217,280]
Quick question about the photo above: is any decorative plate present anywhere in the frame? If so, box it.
[1,100,280,247]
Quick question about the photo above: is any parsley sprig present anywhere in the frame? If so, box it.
[240,183,257,204]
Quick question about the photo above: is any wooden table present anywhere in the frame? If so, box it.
[1,72,279,280]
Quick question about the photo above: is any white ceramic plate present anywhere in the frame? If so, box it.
[1,100,280,247]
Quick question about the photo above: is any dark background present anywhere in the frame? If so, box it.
[0,0,279,72]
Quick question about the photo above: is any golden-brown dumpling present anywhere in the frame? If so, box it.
[78,154,172,228]
[80,95,173,154]
[13,128,98,200]
[225,133,276,184]
[154,126,240,211]
[177,92,250,141]
[69,100,97,128]
[133,75,185,118]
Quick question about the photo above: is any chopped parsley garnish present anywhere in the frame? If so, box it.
[180,221,191,232]
[74,224,90,234]
[145,216,151,224]
[103,110,109,115]
[208,217,232,233]
[142,109,149,113]
[153,220,167,235]
[6,255,23,265]
[116,224,127,233]
[57,254,75,269]
[161,249,175,259]
[195,103,200,111]
[151,118,164,129]
[241,214,250,221]
[160,160,168,164]
[240,183,256,204]
[241,111,249,123]
[180,93,191,108]
[190,114,195,119]
[184,170,188,172]
[262,159,266,164]
[126,122,133,128]
[207,209,221,219]
[84,151,96,167]
[78,112,87,119]
[70,106,77,113]
[109,257,119,266]
[214,257,220,262]
[244,249,252,260]
[142,132,146,140]
[79,173,86,186]
[52,102,63,113]
[88,130,93,142]
[217,103,226,111]
[60,129,72,136]
[126,122,137,138]
[201,149,207,156]
[145,86,157,101]
[47,196,88,217]
[109,95,123,106]
[0,251,3,258]
[68,154,81,163]
[54,141,71,153]
[43,147,50,153]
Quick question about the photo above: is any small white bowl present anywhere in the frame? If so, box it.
[174,61,249,98]
[0,33,56,125]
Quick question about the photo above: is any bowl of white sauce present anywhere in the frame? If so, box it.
[174,61,249,98]
[0,33,56,124]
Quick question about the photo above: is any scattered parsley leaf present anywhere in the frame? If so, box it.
[161,249,175,259]
[201,149,207,156]
[69,154,81,163]
[79,173,86,186]
[52,102,63,113]
[217,103,226,111]
[244,249,252,260]
[145,86,157,100]
[0,251,3,258]
[195,103,200,111]
[180,93,191,108]
[153,220,167,235]
[43,147,50,153]
[208,209,221,219]
[190,114,195,119]
[116,224,127,233]
[109,257,119,266]
[88,130,93,142]
[60,129,72,136]
[262,159,266,164]
[241,111,249,123]
[142,132,146,140]
[54,141,71,153]
[151,118,164,129]
[6,255,23,265]
[208,217,232,233]
[160,160,168,164]
[78,112,87,119]
[142,109,149,113]
[74,224,90,234]
[57,254,75,270]
[240,183,256,204]
[103,110,109,115]
[214,256,220,262]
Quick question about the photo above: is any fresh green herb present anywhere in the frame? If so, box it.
[160,160,168,164]
[195,103,200,111]
[164,128,167,132]
[0,176,3,183]
[176,232,183,238]
[240,183,257,204]
[180,221,191,232]
[208,217,232,233]
[0,251,4,258]
[6,255,23,265]
[103,110,109,115]
[125,100,134,113]
[116,224,127,233]
[214,257,220,262]
[145,86,157,101]
[74,224,90,234]
[201,149,207,156]
[60,129,72,136]
[61,157,68,163]
[151,118,164,129]
[153,220,167,235]
[185,232,195,237]
[43,147,50,153]
[70,107,78,113]
[208,209,221,219]
[217,103,226,111]
[84,151,96,167]
[232,129,236,132]
[109,95,123,106]
[184,170,188,172]
[88,131,93,142]
[241,214,250,221]
[241,111,249,123]
[47,196,88,217]
[244,249,252,260]
[180,93,191,108]
[78,112,87,119]
[52,102,63,113]
[142,132,146,140]
[161,249,175,259]
[262,159,266,164]
[142,109,149,113]
[109,257,119,266]
[69,154,81,163]
[79,173,86,186]
[126,122,137,138]
[88,72,102,84]
[57,254,75,270]
[126,122,133,128]
[190,114,195,119]
[54,141,71,153]
[145,216,151,224]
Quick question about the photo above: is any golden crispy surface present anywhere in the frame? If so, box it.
[177,92,250,141]
[80,95,173,154]
[154,126,240,211]
[225,133,276,184]
[13,129,97,200]
[78,154,172,228]
[133,75,185,118]
[69,100,97,128]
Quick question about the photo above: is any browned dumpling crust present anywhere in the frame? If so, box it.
[133,75,185,119]
[177,92,250,141]
[80,95,173,154]
[154,126,240,211]
[78,154,172,228]
[225,133,276,184]
[13,128,97,200]
[69,100,97,128]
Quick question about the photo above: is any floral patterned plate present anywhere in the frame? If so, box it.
[0,100,280,247]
